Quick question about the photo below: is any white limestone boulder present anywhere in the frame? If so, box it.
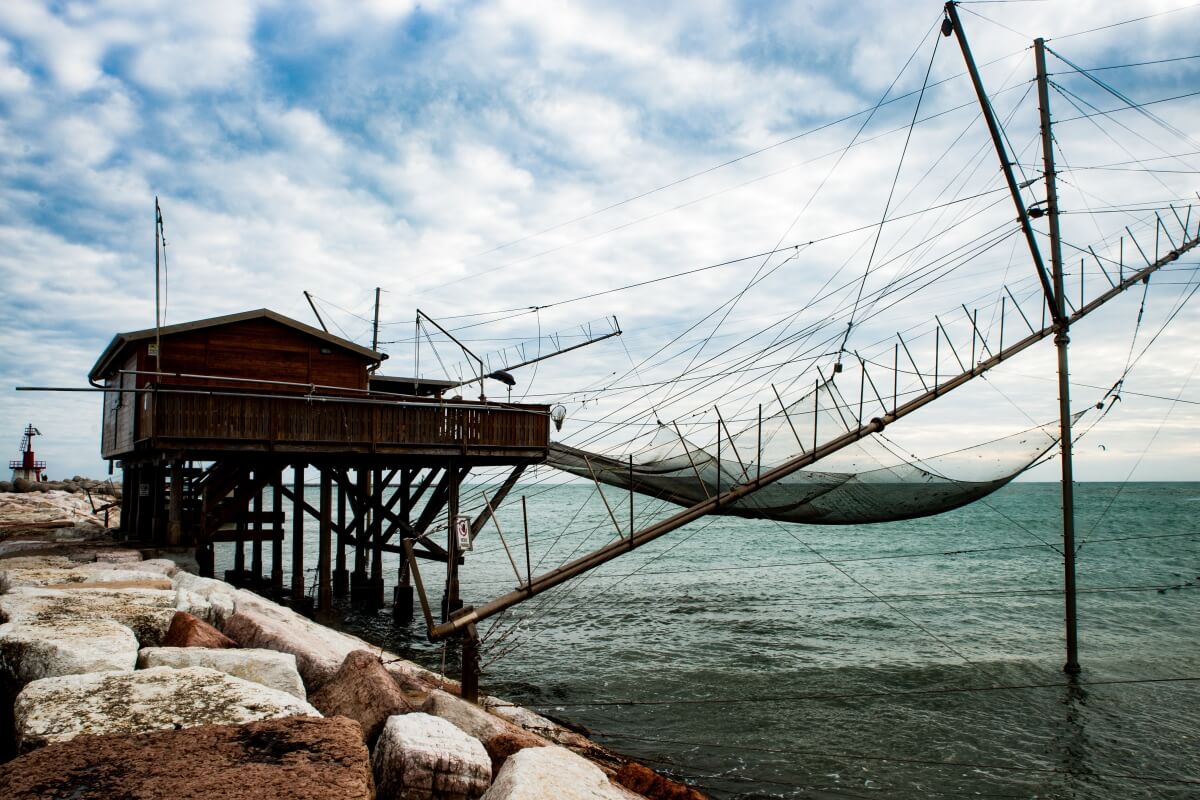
[0,618,139,687]
[372,712,491,800]
[170,572,237,626]
[174,588,217,625]
[13,666,320,752]
[0,586,178,645]
[85,558,178,577]
[0,567,170,594]
[93,549,144,563]
[423,689,547,772]
[0,555,75,570]
[482,746,635,800]
[138,646,307,700]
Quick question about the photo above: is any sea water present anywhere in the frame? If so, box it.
[230,481,1200,798]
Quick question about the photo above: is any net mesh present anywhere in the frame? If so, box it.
[548,381,1063,524]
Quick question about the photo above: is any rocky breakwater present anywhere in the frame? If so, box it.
[0,518,706,799]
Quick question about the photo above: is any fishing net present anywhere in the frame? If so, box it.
[548,381,1066,524]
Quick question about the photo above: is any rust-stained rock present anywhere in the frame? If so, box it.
[162,610,239,648]
[310,649,411,745]
[615,763,708,800]
[373,712,491,799]
[0,715,374,799]
[422,689,546,774]
[13,666,319,751]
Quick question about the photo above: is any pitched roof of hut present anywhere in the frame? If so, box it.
[89,308,383,381]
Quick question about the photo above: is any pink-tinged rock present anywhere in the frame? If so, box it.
[162,611,238,648]
[0,715,374,799]
[484,697,617,767]
[13,666,320,752]
[309,650,412,744]
[372,712,491,800]
[221,590,383,691]
[423,689,546,773]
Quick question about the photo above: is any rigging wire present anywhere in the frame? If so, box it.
[598,732,1200,787]
[498,675,1200,709]
[842,30,942,357]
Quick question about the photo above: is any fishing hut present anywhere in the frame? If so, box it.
[90,308,550,619]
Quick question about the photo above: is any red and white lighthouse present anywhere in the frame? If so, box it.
[9,424,47,482]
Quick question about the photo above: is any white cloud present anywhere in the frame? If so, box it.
[0,0,1197,481]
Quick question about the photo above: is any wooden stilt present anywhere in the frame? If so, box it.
[444,464,462,621]
[351,468,368,604]
[233,482,246,580]
[369,467,385,609]
[318,465,333,614]
[271,468,284,594]
[394,468,414,624]
[168,459,183,547]
[333,470,348,597]
[251,476,264,584]
[291,462,307,610]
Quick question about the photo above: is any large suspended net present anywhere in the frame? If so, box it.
[548,381,1066,525]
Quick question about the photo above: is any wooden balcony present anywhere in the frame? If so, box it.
[108,388,550,463]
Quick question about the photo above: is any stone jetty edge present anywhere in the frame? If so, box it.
[0,493,706,799]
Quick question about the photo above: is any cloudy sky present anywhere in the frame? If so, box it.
[1,0,1197,482]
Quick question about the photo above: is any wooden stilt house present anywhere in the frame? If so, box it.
[90,308,549,617]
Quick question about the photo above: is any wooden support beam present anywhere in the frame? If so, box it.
[291,463,305,601]
[251,480,264,581]
[211,528,284,543]
[168,459,183,547]
[318,467,333,613]
[334,470,348,597]
[271,469,284,592]
[470,465,525,541]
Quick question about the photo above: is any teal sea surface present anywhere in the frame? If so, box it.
[234,481,1200,798]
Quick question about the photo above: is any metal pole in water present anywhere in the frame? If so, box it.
[1037,37,1081,675]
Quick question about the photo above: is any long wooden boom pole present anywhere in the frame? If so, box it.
[430,226,1199,641]
[944,1,1062,324]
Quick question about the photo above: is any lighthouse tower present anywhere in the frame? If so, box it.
[10,424,47,482]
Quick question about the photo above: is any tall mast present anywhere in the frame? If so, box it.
[1036,37,1081,675]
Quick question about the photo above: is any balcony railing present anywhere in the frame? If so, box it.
[135,390,549,455]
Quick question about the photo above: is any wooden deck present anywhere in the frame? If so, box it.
[107,389,549,462]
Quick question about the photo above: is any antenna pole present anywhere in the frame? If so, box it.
[1036,37,1080,676]
[371,287,381,352]
[944,3,1061,324]
[154,197,162,368]
[304,291,329,332]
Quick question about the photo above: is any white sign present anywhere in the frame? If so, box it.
[454,516,472,552]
